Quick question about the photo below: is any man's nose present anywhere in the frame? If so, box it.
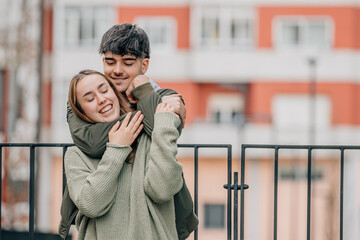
[114,63,123,74]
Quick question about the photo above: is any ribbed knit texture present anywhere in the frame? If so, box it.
[65,112,183,240]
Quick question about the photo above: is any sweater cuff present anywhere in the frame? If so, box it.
[154,112,182,129]
[131,82,155,101]
[105,143,132,160]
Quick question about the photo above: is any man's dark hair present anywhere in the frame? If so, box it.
[99,23,150,59]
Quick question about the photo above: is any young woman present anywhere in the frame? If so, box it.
[64,69,183,240]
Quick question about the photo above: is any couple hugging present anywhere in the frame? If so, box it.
[58,23,198,240]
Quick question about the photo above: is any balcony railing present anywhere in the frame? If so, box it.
[237,144,360,240]
[1,143,358,240]
[0,143,233,240]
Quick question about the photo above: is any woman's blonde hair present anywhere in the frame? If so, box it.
[68,69,132,123]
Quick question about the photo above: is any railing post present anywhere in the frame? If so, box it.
[194,146,198,240]
[240,145,246,240]
[273,147,279,240]
[233,172,238,240]
[0,146,2,240]
[340,148,344,240]
[227,145,232,240]
[306,147,312,240]
[62,146,68,194]
[29,146,35,240]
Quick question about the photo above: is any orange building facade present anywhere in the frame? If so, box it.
[2,1,360,239]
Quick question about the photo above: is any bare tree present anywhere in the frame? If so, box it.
[1,0,43,230]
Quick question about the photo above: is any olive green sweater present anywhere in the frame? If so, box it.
[65,112,183,240]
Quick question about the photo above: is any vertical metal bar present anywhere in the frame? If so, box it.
[273,147,279,240]
[0,146,2,240]
[306,147,312,240]
[339,148,344,240]
[240,146,245,240]
[62,146,68,194]
[233,172,238,240]
[227,145,232,240]
[29,146,35,240]
[194,146,199,240]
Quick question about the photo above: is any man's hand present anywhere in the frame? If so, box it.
[162,94,186,128]
[156,102,178,116]
[126,75,150,104]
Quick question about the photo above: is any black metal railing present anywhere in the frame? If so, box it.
[237,144,360,240]
[0,143,73,240]
[179,144,233,240]
[0,143,234,240]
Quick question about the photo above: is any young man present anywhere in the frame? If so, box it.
[99,23,186,124]
[59,24,198,240]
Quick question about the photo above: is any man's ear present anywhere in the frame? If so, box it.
[102,57,105,62]
[141,58,149,74]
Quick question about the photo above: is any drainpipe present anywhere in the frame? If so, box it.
[36,0,44,143]
[34,0,44,229]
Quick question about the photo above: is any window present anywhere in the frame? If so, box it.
[231,18,252,47]
[0,70,3,132]
[53,79,71,127]
[280,166,323,181]
[274,17,333,50]
[272,94,331,130]
[197,7,254,50]
[208,93,245,126]
[7,73,20,134]
[64,6,113,47]
[201,8,219,48]
[135,17,177,52]
[204,204,225,228]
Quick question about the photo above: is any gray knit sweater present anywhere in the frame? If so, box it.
[65,112,183,240]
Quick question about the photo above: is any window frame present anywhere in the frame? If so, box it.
[204,203,225,229]
[194,6,254,50]
[273,16,334,51]
[63,6,114,48]
[279,165,324,181]
[135,16,177,53]
[272,94,331,131]
[0,69,3,132]
[207,93,245,126]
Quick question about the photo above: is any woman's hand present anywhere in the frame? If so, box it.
[108,112,144,146]
[156,102,179,117]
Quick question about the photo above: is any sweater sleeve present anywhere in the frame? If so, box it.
[134,86,184,136]
[144,112,184,203]
[65,144,132,218]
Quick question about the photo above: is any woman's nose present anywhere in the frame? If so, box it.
[97,95,106,105]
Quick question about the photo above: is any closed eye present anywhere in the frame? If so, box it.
[99,84,109,94]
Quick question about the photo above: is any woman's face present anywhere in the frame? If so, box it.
[76,74,121,123]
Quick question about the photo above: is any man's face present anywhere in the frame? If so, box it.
[103,51,149,94]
